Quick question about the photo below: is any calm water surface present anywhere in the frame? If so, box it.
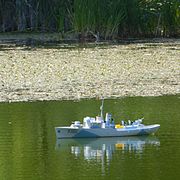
[0,96,179,180]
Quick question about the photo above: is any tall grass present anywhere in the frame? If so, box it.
[0,0,179,38]
[73,0,126,39]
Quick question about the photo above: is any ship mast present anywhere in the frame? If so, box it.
[100,98,104,120]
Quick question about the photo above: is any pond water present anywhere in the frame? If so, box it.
[0,95,179,180]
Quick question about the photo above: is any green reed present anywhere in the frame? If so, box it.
[0,0,179,38]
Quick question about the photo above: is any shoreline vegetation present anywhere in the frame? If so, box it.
[0,33,179,103]
[0,1,179,39]
[0,0,179,103]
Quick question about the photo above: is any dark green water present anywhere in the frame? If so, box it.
[0,96,179,180]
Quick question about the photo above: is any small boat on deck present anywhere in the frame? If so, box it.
[55,100,160,139]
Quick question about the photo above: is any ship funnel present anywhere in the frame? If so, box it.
[105,113,112,125]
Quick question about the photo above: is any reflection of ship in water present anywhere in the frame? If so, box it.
[55,136,160,161]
